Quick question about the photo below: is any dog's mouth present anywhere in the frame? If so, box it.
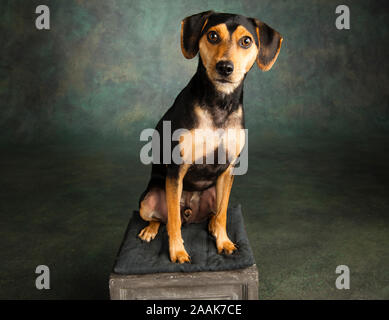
[215,78,233,84]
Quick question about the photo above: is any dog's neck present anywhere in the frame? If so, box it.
[189,58,244,113]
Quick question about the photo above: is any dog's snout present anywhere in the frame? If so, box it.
[216,60,234,76]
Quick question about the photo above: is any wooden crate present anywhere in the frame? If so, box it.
[109,265,258,300]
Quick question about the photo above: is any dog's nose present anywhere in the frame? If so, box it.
[216,60,234,76]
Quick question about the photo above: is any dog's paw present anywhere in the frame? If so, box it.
[138,223,159,242]
[169,240,191,264]
[208,218,237,254]
[216,237,237,255]
[171,249,191,264]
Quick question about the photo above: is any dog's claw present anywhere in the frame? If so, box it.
[178,251,191,264]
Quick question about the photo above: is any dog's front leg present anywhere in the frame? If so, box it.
[209,165,237,254]
[166,164,190,263]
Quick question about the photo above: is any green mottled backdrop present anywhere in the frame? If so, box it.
[1,0,388,144]
[1,0,389,300]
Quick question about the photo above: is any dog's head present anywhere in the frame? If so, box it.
[181,11,283,94]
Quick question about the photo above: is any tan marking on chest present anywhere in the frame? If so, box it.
[178,106,245,164]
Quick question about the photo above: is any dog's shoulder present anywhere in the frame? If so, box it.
[155,86,197,132]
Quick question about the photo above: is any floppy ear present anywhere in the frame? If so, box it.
[251,19,283,71]
[181,10,214,59]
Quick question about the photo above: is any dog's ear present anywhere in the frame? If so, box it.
[181,10,214,59]
[251,19,283,71]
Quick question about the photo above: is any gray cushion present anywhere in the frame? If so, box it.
[113,204,255,274]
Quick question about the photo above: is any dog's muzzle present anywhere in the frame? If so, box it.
[216,60,234,76]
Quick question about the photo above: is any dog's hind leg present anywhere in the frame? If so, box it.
[138,187,167,242]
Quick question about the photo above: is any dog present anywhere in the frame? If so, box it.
[137,11,283,263]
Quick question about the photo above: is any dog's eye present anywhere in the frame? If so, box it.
[239,36,252,49]
[207,31,220,44]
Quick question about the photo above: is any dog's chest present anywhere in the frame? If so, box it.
[178,105,245,163]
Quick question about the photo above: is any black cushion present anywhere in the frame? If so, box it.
[113,205,255,274]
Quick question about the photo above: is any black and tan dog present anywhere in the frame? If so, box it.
[138,11,282,263]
